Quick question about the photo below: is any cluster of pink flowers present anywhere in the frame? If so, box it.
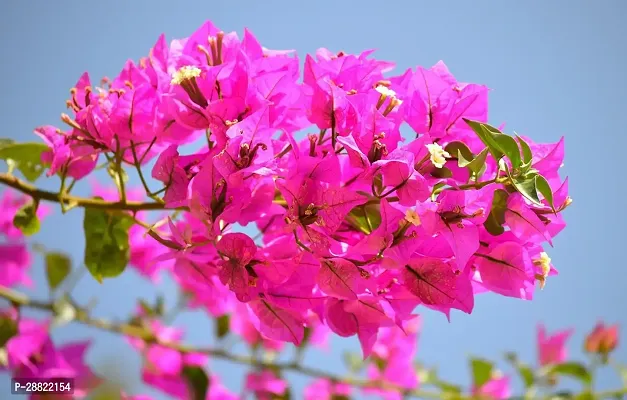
[0,190,48,288]
[0,18,578,399]
[0,309,100,398]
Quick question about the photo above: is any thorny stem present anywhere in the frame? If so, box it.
[0,285,624,400]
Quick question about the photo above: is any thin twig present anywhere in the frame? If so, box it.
[0,285,443,399]
[0,173,173,212]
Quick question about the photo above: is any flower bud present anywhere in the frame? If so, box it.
[584,323,619,362]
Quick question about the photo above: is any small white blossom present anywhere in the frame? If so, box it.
[405,209,421,226]
[375,85,396,98]
[426,143,450,169]
[171,65,201,85]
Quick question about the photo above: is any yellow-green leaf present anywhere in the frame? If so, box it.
[459,148,490,175]
[45,252,71,290]
[216,315,230,338]
[445,141,474,162]
[516,134,533,166]
[13,200,40,236]
[494,134,522,169]
[463,119,504,160]
[548,362,592,385]
[534,174,555,211]
[470,357,493,388]
[83,204,134,283]
[508,169,543,207]
[504,352,535,388]
[347,203,381,234]
[0,142,49,182]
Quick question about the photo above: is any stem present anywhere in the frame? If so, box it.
[131,216,182,250]
[317,129,327,145]
[130,140,165,203]
[0,173,173,212]
[274,144,293,160]
[114,138,127,204]
[455,176,507,191]
[0,285,444,399]
[130,141,153,196]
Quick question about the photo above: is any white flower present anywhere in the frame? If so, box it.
[405,209,421,226]
[375,85,396,98]
[536,251,552,277]
[425,143,450,169]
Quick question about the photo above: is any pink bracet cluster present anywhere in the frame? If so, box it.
[0,190,49,288]
[0,312,101,399]
[24,19,571,398]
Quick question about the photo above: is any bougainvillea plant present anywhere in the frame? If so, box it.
[0,20,624,400]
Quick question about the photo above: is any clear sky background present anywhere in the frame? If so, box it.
[1,1,626,398]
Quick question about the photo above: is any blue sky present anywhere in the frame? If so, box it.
[1,0,626,398]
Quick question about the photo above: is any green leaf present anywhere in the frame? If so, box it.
[470,357,493,388]
[330,396,351,400]
[0,315,18,348]
[510,173,543,206]
[619,365,627,386]
[460,148,490,175]
[417,366,462,398]
[431,182,448,201]
[347,203,381,234]
[45,252,71,290]
[433,381,463,399]
[138,299,158,317]
[456,149,473,168]
[445,141,474,163]
[494,134,522,169]
[504,352,535,388]
[373,356,387,371]
[182,365,210,400]
[548,362,592,386]
[516,134,533,166]
[215,315,230,338]
[373,173,384,196]
[430,166,453,179]
[463,119,525,169]
[534,174,555,211]
[83,205,134,283]
[0,138,15,148]
[13,200,40,236]
[463,119,504,160]
[155,295,166,316]
[343,351,364,373]
[484,189,509,236]
[0,142,49,182]
[550,391,575,399]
